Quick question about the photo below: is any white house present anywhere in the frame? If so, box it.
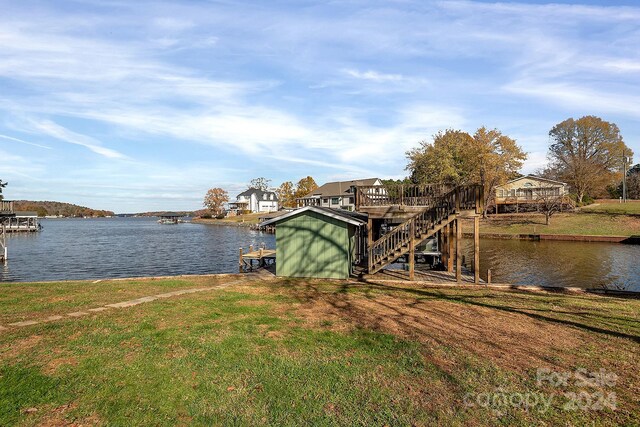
[229,188,279,214]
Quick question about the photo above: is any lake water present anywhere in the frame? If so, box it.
[1,217,639,291]
[460,238,640,292]
[1,218,274,282]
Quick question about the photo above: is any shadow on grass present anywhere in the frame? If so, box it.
[354,280,640,344]
[273,277,640,344]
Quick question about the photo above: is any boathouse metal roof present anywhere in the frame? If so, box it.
[259,206,366,227]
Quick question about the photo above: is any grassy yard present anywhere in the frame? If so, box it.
[0,275,638,426]
[471,212,640,236]
[194,213,263,226]
[581,200,640,215]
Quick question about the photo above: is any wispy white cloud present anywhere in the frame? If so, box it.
[504,80,640,119]
[31,120,127,159]
[0,0,638,210]
[0,134,51,149]
[344,69,405,83]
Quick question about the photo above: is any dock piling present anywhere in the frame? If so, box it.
[0,225,6,262]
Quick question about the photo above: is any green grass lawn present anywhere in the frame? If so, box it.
[0,276,638,425]
[0,276,230,324]
[472,212,640,236]
[194,213,263,225]
[581,200,640,215]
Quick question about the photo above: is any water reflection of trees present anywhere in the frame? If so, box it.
[462,239,640,291]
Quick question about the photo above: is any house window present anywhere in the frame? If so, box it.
[331,197,340,205]
[349,197,354,204]
[498,190,504,197]
[263,194,267,200]
[524,183,533,188]
[322,198,329,204]
[270,194,273,200]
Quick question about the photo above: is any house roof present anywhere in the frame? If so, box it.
[259,206,367,227]
[501,175,567,187]
[237,187,279,201]
[300,178,380,198]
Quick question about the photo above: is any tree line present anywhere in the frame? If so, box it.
[201,114,636,218]
[13,201,115,217]
[406,115,636,214]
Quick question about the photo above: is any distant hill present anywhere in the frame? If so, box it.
[13,200,115,218]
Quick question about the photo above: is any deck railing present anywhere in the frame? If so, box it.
[355,184,483,213]
[354,184,452,208]
[0,201,14,214]
[366,185,484,274]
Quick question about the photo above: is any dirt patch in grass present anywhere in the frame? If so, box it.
[37,402,101,427]
[1,334,43,358]
[43,357,78,375]
[287,287,598,373]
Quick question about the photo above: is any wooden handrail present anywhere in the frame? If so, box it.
[355,184,483,210]
[355,184,453,209]
[366,185,483,274]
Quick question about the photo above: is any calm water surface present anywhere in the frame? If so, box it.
[1,218,274,282]
[1,218,638,291]
[461,238,640,292]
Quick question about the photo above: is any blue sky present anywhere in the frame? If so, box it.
[1,0,638,213]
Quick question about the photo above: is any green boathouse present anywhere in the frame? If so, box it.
[260,206,367,279]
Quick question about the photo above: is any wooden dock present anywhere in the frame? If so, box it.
[239,244,276,272]
[0,215,40,232]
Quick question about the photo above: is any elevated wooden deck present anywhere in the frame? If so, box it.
[353,183,484,283]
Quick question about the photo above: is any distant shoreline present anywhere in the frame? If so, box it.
[191,217,255,227]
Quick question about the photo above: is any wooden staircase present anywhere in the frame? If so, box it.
[362,185,483,275]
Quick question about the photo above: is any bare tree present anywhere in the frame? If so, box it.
[248,177,271,191]
[0,180,6,201]
[535,182,571,225]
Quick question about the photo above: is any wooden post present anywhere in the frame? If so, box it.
[409,220,415,281]
[440,226,448,268]
[487,269,492,286]
[474,215,480,285]
[238,248,243,273]
[455,219,462,284]
[259,248,264,268]
[0,225,6,262]
[249,245,253,253]
[448,220,454,272]
[367,217,373,273]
